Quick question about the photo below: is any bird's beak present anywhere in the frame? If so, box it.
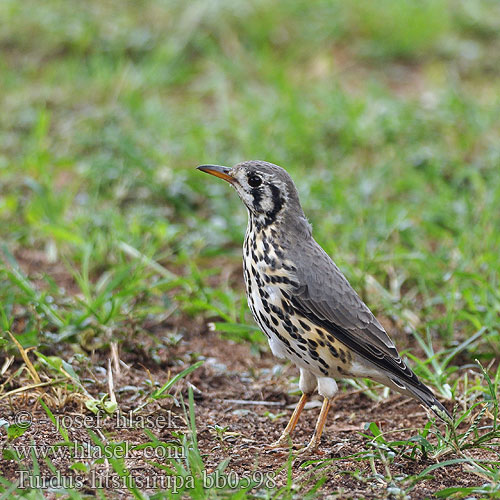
[197,164,235,184]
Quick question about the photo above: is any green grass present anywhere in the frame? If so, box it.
[1,0,500,497]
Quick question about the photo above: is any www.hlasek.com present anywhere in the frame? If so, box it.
[10,441,184,461]
[18,470,277,492]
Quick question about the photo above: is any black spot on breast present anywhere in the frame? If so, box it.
[329,345,339,358]
[270,315,279,326]
[269,324,280,335]
[318,356,329,368]
[339,349,346,363]
[309,349,319,360]
[283,318,297,334]
[275,332,290,347]
[270,304,284,320]
[307,339,318,349]
[281,299,292,315]
[283,323,298,339]
[284,277,299,287]
[258,311,270,328]
[298,320,311,331]
[261,299,271,314]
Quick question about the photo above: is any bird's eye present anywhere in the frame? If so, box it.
[248,175,262,187]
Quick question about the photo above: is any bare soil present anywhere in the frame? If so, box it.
[1,323,493,499]
[0,251,495,499]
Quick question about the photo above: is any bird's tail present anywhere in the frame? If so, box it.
[389,376,452,421]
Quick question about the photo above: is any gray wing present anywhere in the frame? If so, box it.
[286,236,450,419]
[287,237,419,385]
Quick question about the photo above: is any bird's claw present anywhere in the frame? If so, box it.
[268,435,292,449]
[296,441,319,455]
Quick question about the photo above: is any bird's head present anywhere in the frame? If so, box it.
[197,160,307,230]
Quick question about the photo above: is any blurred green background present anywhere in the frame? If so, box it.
[2,3,500,496]
[1,0,499,358]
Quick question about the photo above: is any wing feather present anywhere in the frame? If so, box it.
[287,238,421,386]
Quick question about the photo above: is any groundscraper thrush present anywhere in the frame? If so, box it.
[198,160,450,453]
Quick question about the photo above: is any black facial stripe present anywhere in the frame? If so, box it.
[249,182,285,231]
[251,187,262,211]
[264,184,284,223]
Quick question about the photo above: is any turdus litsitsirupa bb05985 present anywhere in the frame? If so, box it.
[198,160,451,453]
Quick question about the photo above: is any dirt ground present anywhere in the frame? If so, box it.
[0,249,494,498]
[1,317,492,499]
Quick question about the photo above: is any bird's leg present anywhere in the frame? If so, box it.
[269,369,317,448]
[269,393,309,448]
[297,397,332,454]
[298,376,337,454]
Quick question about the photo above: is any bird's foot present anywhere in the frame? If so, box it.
[296,439,320,455]
[268,434,293,449]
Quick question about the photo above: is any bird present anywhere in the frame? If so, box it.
[197,160,451,453]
